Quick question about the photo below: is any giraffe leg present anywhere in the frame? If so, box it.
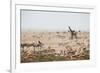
[71,32,74,39]
[74,32,77,39]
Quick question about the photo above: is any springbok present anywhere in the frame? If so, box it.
[21,40,44,54]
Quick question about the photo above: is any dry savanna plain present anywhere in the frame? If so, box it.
[21,31,90,63]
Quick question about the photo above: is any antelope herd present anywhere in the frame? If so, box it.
[21,27,90,62]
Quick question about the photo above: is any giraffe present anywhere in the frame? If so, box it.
[68,26,77,39]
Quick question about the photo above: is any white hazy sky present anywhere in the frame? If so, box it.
[21,10,90,32]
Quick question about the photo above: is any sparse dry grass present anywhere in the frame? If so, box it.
[21,31,90,63]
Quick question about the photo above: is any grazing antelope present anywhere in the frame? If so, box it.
[46,46,55,55]
[21,43,29,48]
[39,48,55,55]
[32,41,44,54]
[21,40,44,54]
[60,50,65,56]
[65,46,76,59]
[67,50,76,60]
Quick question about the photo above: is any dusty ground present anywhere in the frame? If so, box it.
[21,31,90,63]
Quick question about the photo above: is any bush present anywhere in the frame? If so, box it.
[21,50,90,63]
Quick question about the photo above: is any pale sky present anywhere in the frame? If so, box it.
[21,10,90,32]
